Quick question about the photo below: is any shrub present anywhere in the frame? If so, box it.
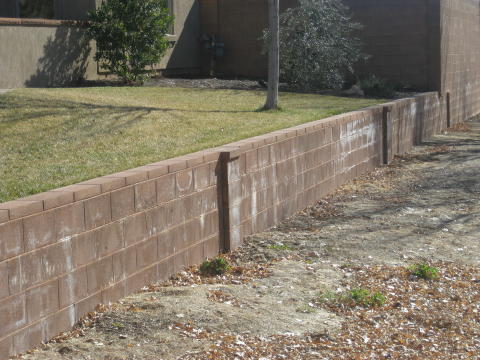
[200,257,231,276]
[409,263,439,280]
[88,0,173,84]
[263,0,366,90]
[359,75,397,98]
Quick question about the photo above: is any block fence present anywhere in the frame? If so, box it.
[0,92,451,358]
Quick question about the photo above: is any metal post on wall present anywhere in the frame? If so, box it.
[217,151,232,253]
[382,106,392,165]
[446,92,451,128]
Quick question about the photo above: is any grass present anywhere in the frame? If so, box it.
[0,87,384,202]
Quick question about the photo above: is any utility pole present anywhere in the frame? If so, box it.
[263,0,280,110]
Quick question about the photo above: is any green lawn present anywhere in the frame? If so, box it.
[0,87,384,202]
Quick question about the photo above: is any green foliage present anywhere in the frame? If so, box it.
[409,263,440,280]
[88,0,173,84]
[359,75,397,98]
[263,0,366,90]
[200,257,231,276]
[317,290,337,303]
[348,289,386,307]
[268,244,294,251]
[318,288,386,308]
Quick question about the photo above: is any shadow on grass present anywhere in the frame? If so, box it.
[0,91,260,142]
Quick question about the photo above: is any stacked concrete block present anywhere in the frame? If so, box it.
[0,151,221,358]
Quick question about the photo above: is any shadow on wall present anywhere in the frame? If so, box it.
[26,26,91,87]
[164,0,200,73]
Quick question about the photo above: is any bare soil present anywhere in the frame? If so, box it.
[16,120,480,359]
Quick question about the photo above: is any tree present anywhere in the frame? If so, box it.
[263,0,280,110]
[88,0,173,84]
[264,0,365,91]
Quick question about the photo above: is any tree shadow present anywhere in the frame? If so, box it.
[25,26,91,87]
[0,90,258,145]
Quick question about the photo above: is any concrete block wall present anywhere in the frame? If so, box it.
[224,109,384,250]
[222,92,443,251]
[0,151,222,358]
[0,92,447,358]
[385,93,444,160]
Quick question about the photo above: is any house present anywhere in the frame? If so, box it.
[1,0,479,125]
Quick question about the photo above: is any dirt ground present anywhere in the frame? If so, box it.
[16,120,480,360]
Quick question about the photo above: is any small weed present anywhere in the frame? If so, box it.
[296,305,317,314]
[200,257,231,276]
[318,288,386,308]
[409,263,439,280]
[347,289,385,307]
[317,291,337,304]
[268,244,294,251]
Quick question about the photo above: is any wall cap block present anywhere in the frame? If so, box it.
[51,184,101,202]
[0,200,43,220]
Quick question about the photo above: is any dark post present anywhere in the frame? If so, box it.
[382,106,392,165]
[446,92,451,128]
[217,152,231,253]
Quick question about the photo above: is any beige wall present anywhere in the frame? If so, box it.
[343,0,440,91]
[0,0,201,88]
[199,0,297,78]
[0,24,97,88]
[159,0,201,72]
[440,0,480,124]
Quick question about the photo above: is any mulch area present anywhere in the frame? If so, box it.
[176,262,479,360]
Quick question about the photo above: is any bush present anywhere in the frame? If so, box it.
[88,0,173,84]
[359,75,397,98]
[200,257,231,276]
[264,0,366,91]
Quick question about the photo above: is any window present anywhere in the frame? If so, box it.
[164,0,174,34]
[18,0,54,19]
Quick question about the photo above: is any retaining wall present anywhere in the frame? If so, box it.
[0,92,449,358]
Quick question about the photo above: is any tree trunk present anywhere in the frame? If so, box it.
[263,0,280,110]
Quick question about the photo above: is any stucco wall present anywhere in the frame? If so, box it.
[0,0,200,88]
[199,0,441,91]
[440,0,480,124]
[0,23,97,88]
[343,0,440,91]
[199,0,297,78]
